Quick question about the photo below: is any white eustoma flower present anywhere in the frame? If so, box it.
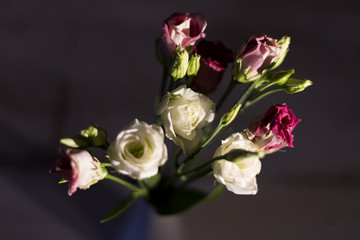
[108,119,168,180]
[157,85,215,155]
[212,132,261,195]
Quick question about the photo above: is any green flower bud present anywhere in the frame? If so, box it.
[81,125,107,147]
[283,77,312,94]
[220,104,242,126]
[187,53,201,77]
[169,48,189,81]
[270,36,290,70]
[60,135,89,148]
[262,69,294,85]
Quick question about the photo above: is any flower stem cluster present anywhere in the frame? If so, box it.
[49,12,312,220]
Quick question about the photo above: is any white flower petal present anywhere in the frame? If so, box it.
[157,85,215,155]
[212,132,261,195]
[108,119,168,180]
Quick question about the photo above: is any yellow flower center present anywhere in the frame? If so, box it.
[127,142,144,158]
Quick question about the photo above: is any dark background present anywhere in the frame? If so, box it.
[1,1,360,239]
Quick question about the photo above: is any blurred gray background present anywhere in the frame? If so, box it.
[1,0,360,239]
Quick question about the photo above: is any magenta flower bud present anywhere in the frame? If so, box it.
[233,35,281,83]
[49,149,107,196]
[191,40,234,94]
[159,12,207,59]
[246,104,301,153]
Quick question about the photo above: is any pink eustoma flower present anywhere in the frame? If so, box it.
[49,149,106,196]
[191,40,234,94]
[160,12,207,58]
[234,35,281,82]
[246,104,301,153]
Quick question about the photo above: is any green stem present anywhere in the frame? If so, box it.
[137,180,149,197]
[164,155,222,188]
[243,87,284,109]
[174,147,183,168]
[177,146,202,172]
[105,174,141,192]
[198,78,264,157]
[201,124,224,149]
[160,66,168,97]
[177,104,229,172]
[180,155,223,176]
[258,81,275,92]
[167,78,176,92]
[96,141,110,151]
[166,145,181,169]
[186,76,194,87]
[137,180,146,189]
[179,120,224,169]
[176,75,266,182]
[182,167,213,185]
[216,80,237,113]
[174,78,182,89]
[101,163,113,167]
[236,79,260,106]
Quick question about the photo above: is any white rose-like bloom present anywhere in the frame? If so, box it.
[212,132,261,195]
[108,119,168,180]
[157,85,215,155]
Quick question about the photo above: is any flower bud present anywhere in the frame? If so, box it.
[246,104,300,153]
[283,77,312,94]
[49,149,107,196]
[270,36,290,70]
[187,53,201,77]
[259,69,295,88]
[233,35,281,83]
[169,48,189,81]
[60,136,89,148]
[220,104,241,126]
[159,12,207,59]
[81,125,108,147]
[190,40,234,94]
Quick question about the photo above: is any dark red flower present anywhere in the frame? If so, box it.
[247,104,301,153]
[191,40,234,94]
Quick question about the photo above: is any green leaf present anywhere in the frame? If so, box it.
[60,135,89,148]
[204,184,224,203]
[149,187,209,215]
[143,173,161,189]
[100,195,136,223]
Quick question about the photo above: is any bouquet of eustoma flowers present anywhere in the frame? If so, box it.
[49,12,312,222]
